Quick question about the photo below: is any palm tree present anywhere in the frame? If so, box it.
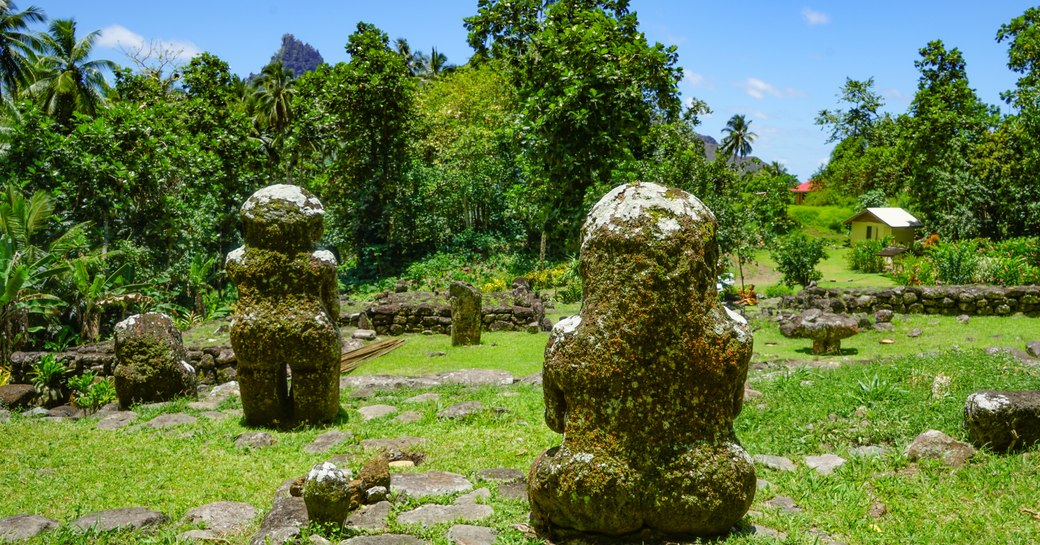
[394,37,423,75]
[0,0,45,99]
[250,60,295,134]
[28,18,116,125]
[720,114,757,159]
[419,47,453,80]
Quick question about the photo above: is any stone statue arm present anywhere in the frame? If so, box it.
[543,367,566,433]
[321,264,339,323]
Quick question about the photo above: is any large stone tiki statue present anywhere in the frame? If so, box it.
[226,184,342,427]
[528,182,756,537]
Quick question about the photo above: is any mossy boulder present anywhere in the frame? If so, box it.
[113,313,196,409]
[226,184,341,428]
[528,182,756,537]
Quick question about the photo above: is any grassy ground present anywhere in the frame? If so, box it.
[787,205,854,242]
[735,247,897,297]
[6,298,1040,544]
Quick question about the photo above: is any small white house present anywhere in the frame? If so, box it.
[844,207,922,245]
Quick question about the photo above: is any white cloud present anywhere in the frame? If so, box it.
[683,69,704,87]
[802,7,831,25]
[98,24,201,62]
[744,78,806,100]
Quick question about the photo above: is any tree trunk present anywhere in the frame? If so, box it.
[539,229,548,270]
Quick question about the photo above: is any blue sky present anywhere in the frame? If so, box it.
[33,1,1038,180]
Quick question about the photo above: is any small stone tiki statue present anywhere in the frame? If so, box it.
[226,184,342,427]
[528,182,756,537]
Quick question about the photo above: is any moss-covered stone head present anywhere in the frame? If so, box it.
[240,184,325,253]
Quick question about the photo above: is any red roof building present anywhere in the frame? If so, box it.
[789,180,816,204]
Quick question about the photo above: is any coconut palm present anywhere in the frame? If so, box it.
[0,0,45,99]
[28,18,116,125]
[250,60,295,134]
[720,114,757,159]
[394,37,423,75]
[419,47,453,80]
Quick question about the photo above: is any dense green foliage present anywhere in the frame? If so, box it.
[771,233,827,288]
[888,236,1040,286]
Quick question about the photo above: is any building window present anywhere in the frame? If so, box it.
[866,226,873,240]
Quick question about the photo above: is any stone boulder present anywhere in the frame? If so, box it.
[780,309,859,355]
[904,429,976,468]
[964,390,1040,451]
[113,313,196,408]
[0,383,37,409]
[303,462,359,527]
[528,182,755,538]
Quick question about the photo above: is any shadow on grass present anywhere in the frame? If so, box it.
[794,347,859,356]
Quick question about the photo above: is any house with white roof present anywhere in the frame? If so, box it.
[843,207,922,245]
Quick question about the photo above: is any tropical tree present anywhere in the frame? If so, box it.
[720,114,756,159]
[250,60,295,135]
[394,37,424,75]
[28,18,117,125]
[419,47,453,80]
[0,0,45,99]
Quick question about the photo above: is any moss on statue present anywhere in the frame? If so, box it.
[226,184,341,428]
[528,182,756,538]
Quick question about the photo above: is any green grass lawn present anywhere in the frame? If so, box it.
[736,246,896,296]
[5,297,1040,544]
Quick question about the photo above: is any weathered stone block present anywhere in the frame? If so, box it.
[964,390,1040,452]
[113,313,196,409]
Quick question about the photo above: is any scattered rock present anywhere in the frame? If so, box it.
[395,411,423,424]
[1026,341,1040,358]
[868,502,886,519]
[353,329,378,341]
[339,535,428,545]
[874,309,894,323]
[250,493,307,545]
[73,507,168,532]
[0,384,37,409]
[849,445,888,458]
[753,454,796,472]
[182,501,257,534]
[142,413,197,428]
[397,503,494,527]
[931,375,952,400]
[361,436,424,457]
[391,471,473,499]
[210,381,240,398]
[908,328,923,338]
[358,404,397,420]
[964,390,1040,451]
[304,430,352,454]
[763,496,802,514]
[235,431,277,449]
[957,314,970,324]
[476,468,525,484]
[744,388,763,400]
[346,501,392,531]
[448,524,497,545]
[187,400,221,411]
[404,393,440,404]
[497,481,528,502]
[96,411,136,430]
[0,409,9,422]
[780,310,859,355]
[804,454,846,475]
[437,401,484,420]
[0,514,59,541]
[904,429,976,468]
[365,486,388,503]
[342,369,513,390]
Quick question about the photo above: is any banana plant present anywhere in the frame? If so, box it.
[0,236,64,371]
[66,257,149,343]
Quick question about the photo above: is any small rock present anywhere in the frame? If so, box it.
[749,525,787,539]
[187,400,221,411]
[389,460,415,468]
[0,384,37,409]
[904,429,976,468]
[1026,341,1040,358]
[353,329,378,341]
[853,406,869,418]
[931,374,952,400]
[339,535,428,545]
[437,401,484,420]
[24,407,49,418]
[142,413,197,428]
[304,430,352,454]
[0,514,59,541]
[183,501,257,534]
[744,388,763,400]
[849,445,888,458]
[873,322,895,332]
[210,381,240,398]
[964,390,1040,451]
[96,411,136,430]
[359,404,397,420]
[392,471,473,498]
[346,501,392,531]
[957,314,970,324]
[868,502,887,518]
[358,455,391,490]
[427,351,447,358]
[397,503,493,527]
[73,507,168,532]
[874,309,894,323]
[235,431,277,449]
[804,454,846,475]
[361,436,424,457]
[448,525,497,545]
[476,468,525,484]
[753,454,796,472]
[908,328,923,338]
[365,486,388,503]
[395,410,423,424]
[763,496,801,514]
[404,393,440,404]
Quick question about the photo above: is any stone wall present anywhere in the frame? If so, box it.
[359,288,551,336]
[779,285,1040,317]
[8,344,237,386]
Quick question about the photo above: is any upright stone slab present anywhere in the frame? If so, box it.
[113,313,196,408]
[528,182,756,537]
[226,184,342,427]
[449,281,482,346]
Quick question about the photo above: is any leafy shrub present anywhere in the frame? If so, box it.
[770,234,827,288]
[847,238,888,273]
[762,284,794,298]
[976,255,1040,286]
[993,237,1040,268]
[69,372,116,412]
[527,257,581,303]
[857,189,887,209]
[928,240,978,285]
[890,254,939,286]
[31,354,69,407]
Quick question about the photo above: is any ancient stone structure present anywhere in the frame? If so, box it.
[359,290,550,336]
[964,390,1040,451]
[528,182,756,537]
[226,184,341,427]
[779,309,859,355]
[112,313,196,408]
[449,281,482,346]
[779,285,1040,317]
[303,462,357,526]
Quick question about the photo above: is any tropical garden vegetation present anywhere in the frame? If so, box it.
[1,0,1039,372]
